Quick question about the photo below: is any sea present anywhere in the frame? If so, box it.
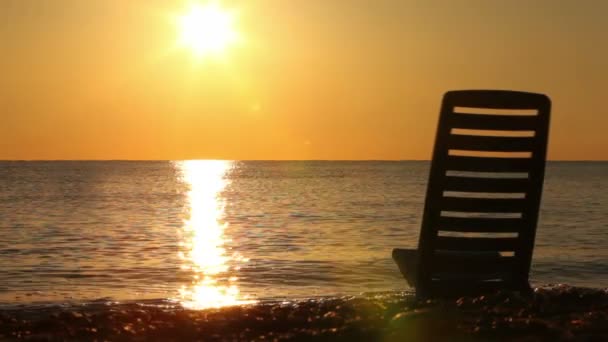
[0,161,606,308]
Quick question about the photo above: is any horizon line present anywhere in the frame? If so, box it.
[1,159,607,162]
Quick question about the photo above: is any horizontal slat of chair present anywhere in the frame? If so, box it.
[432,254,516,274]
[448,135,535,152]
[437,217,524,232]
[443,176,530,193]
[450,113,538,131]
[441,197,526,212]
[445,155,532,172]
[435,236,519,251]
[445,90,549,109]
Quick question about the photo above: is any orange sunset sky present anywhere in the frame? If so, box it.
[1,0,607,160]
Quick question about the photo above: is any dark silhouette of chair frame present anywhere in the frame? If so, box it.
[393,90,551,299]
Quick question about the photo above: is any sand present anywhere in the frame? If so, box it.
[1,285,608,341]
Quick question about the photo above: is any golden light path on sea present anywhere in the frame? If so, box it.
[176,160,255,309]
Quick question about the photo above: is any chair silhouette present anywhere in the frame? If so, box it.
[393,90,551,299]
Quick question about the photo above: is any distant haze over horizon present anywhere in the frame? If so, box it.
[2,1,607,160]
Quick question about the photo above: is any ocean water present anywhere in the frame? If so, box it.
[0,161,606,307]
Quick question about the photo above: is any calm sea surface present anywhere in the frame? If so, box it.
[0,161,606,307]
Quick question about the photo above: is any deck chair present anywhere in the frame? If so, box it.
[393,90,551,299]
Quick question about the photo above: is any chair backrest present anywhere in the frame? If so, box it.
[416,90,551,297]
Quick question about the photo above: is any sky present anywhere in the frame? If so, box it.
[1,0,607,160]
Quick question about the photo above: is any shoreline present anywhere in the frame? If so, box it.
[2,285,608,341]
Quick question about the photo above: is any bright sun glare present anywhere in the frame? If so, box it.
[178,3,237,57]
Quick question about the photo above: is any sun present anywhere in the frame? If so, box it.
[178,3,237,57]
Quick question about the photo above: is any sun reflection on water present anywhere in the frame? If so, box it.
[176,160,255,309]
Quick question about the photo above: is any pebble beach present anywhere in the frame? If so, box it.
[2,285,608,341]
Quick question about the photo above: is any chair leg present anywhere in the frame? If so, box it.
[392,248,418,287]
